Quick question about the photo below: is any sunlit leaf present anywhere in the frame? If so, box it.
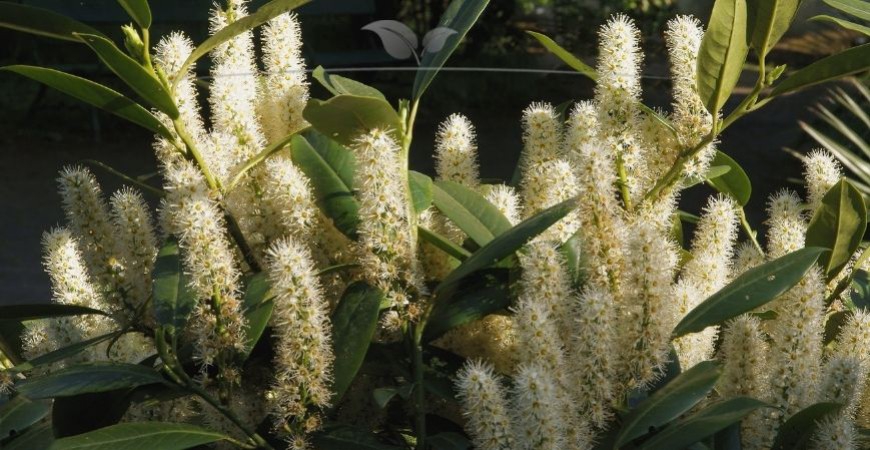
[697,0,750,114]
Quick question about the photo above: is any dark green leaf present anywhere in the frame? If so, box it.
[303,95,401,146]
[17,362,166,399]
[707,151,752,205]
[747,0,802,54]
[425,269,511,341]
[313,424,403,450]
[672,247,826,338]
[526,31,597,80]
[0,3,105,42]
[50,422,227,450]
[75,33,178,118]
[823,0,870,20]
[152,238,195,335]
[0,396,51,440]
[331,282,383,403]
[0,320,25,365]
[615,361,722,447]
[805,179,867,281]
[312,66,386,99]
[646,346,682,395]
[771,44,870,96]
[419,225,471,261]
[241,272,274,358]
[851,269,870,309]
[409,171,434,214]
[697,0,750,114]
[372,387,398,409]
[413,0,489,100]
[771,402,844,450]
[3,422,53,450]
[116,0,152,29]
[684,165,731,189]
[811,15,870,36]
[437,197,579,292]
[433,181,513,246]
[429,432,472,450]
[6,331,120,374]
[0,304,108,321]
[638,397,769,450]
[1,66,172,140]
[290,132,360,238]
[559,231,585,287]
[175,0,311,86]
[824,310,851,344]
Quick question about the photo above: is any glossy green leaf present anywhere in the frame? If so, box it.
[175,0,311,85]
[638,397,769,450]
[50,422,227,450]
[331,282,383,403]
[673,247,826,338]
[823,0,870,20]
[684,165,731,189]
[747,0,801,54]
[75,33,178,118]
[771,44,870,96]
[824,310,851,344]
[152,238,195,335]
[526,31,597,80]
[3,422,53,450]
[290,132,360,238]
[560,231,585,287]
[697,0,750,114]
[116,0,152,29]
[6,331,120,374]
[707,150,752,205]
[425,269,511,341]
[437,197,579,292]
[851,269,870,309]
[312,66,386,99]
[409,171,434,214]
[0,303,108,321]
[17,362,166,399]
[0,66,172,140]
[806,179,867,281]
[418,225,471,261]
[771,402,844,450]
[0,396,51,440]
[313,425,403,450]
[811,15,870,36]
[241,272,274,358]
[615,360,722,447]
[413,0,489,100]
[432,181,513,246]
[303,95,401,146]
[0,3,105,43]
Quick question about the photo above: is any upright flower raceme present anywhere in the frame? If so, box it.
[455,360,514,450]
[110,187,158,314]
[483,184,522,225]
[260,12,309,142]
[435,113,480,188]
[803,149,842,211]
[511,363,567,450]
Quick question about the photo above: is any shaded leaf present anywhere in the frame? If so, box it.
[312,66,386,99]
[771,44,870,96]
[811,15,870,36]
[824,310,851,344]
[526,31,597,80]
[3,422,53,450]
[6,331,120,374]
[771,402,844,450]
[432,180,513,246]
[638,397,769,450]
[419,225,471,261]
[707,150,752,205]
[372,387,399,409]
[823,0,870,20]
[362,20,418,60]
[697,0,750,114]
[17,362,166,399]
[0,304,108,321]
[425,269,511,341]
[0,396,51,440]
[241,272,274,358]
[152,238,195,335]
[409,171,434,214]
[423,27,459,53]
[0,320,25,365]
[559,231,585,287]
[429,432,471,450]
[50,422,227,450]
[303,95,401,146]
[806,179,867,281]
[331,282,383,403]
[313,424,403,450]
[0,3,105,42]
[116,0,152,29]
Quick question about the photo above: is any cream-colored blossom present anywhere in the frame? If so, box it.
[435,113,480,188]
[260,12,309,142]
[803,149,842,211]
[455,360,514,450]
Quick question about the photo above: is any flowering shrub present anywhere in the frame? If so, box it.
[1,0,870,449]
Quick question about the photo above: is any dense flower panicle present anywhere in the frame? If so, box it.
[483,184,522,225]
[435,113,480,188]
[765,190,807,259]
[518,242,575,333]
[512,300,565,373]
[665,16,710,144]
[671,280,712,368]
[521,159,581,241]
[568,286,617,428]
[511,363,567,450]
[832,310,870,361]
[564,100,598,152]
[260,12,309,142]
[351,129,423,313]
[818,356,864,409]
[110,188,158,312]
[262,156,318,239]
[455,360,514,450]
[810,415,858,450]
[803,149,842,211]
[595,14,642,136]
[265,237,334,430]
[732,241,765,277]
[520,102,563,168]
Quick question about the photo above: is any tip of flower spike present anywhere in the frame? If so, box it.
[155,31,194,75]
[766,189,804,220]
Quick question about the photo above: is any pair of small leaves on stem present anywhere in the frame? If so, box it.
[362,20,457,63]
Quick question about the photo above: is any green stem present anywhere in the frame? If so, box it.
[412,324,426,450]
[226,127,309,193]
[402,99,421,243]
[141,28,154,73]
[82,159,166,198]
[615,155,633,212]
[739,208,764,254]
[173,118,220,191]
[825,245,870,307]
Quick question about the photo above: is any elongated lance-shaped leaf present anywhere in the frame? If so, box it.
[526,30,597,79]
[672,247,826,338]
[330,282,383,404]
[615,361,722,447]
[174,0,311,89]
[16,362,167,399]
[75,33,179,119]
[50,422,229,450]
[152,238,196,336]
[0,396,51,440]
[0,3,106,42]
[432,180,513,246]
[5,331,121,374]
[312,66,386,99]
[707,150,752,205]
[770,402,844,450]
[747,0,802,54]
[771,43,870,96]
[425,269,510,341]
[240,272,274,359]
[806,179,867,282]
[1,66,173,140]
[638,397,769,450]
[823,0,870,20]
[303,94,402,146]
[116,0,152,29]
[811,15,870,36]
[697,0,750,115]
[409,171,433,214]
[418,225,472,261]
[0,303,108,321]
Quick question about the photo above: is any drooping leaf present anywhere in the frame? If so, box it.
[75,33,178,119]
[672,247,826,338]
[16,362,166,399]
[437,197,579,292]
[3,422,53,450]
[0,304,108,321]
[413,0,489,100]
[330,282,383,403]
[361,20,419,60]
[419,225,471,261]
[152,238,195,336]
[409,171,434,214]
[432,180,513,246]
[312,66,386,99]
[615,361,722,447]
[50,422,228,450]
[747,0,802,54]
[0,66,172,140]
[823,0,870,20]
[240,272,274,358]
[638,397,769,450]
[771,402,844,450]
[313,424,403,450]
[425,269,511,341]
[707,150,752,205]
[0,396,51,440]
[770,44,870,97]
[303,95,402,146]
[0,3,106,42]
[6,331,121,374]
[175,0,311,86]
[811,15,870,36]
[116,0,152,29]
[805,179,867,281]
[526,31,597,80]
[697,0,750,114]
